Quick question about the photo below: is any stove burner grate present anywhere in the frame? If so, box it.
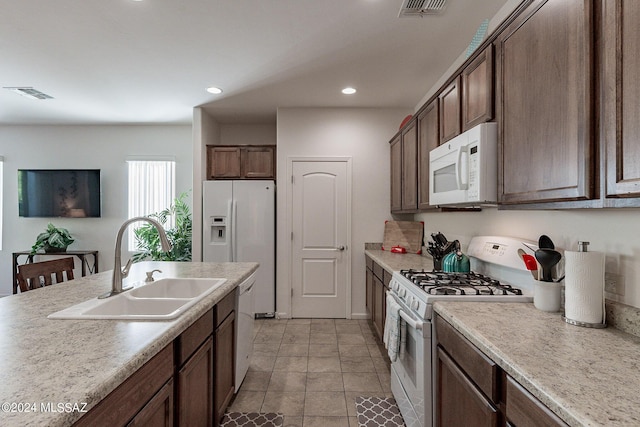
[399,269,523,296]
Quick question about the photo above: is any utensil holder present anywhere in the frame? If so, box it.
[533,281,562,312]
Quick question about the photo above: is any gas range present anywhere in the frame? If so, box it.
[389,236,535,320]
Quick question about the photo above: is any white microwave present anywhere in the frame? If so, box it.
[429,122,497,206]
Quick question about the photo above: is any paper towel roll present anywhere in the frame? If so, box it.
[564,250,605,325]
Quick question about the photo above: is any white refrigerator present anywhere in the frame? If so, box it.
[202,180,275,315]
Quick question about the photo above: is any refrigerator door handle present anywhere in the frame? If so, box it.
[227,200,233,261]
[232,199,238,262]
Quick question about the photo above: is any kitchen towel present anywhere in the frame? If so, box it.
[564,250,606,325]
[383,292,402,362]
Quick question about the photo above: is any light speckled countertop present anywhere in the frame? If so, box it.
[434,301,640,427]
[365,249,434,272]
[0,261,258,427]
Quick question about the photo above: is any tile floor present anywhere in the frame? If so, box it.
[227,318,393,427]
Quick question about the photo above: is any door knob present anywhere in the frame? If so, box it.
[336,245,346,251]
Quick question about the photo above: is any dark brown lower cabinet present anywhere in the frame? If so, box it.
[437,349,498,427]
[128,379,174,427]
[435,314,569,427]
[214,292,236,426]
[177,337,214,426]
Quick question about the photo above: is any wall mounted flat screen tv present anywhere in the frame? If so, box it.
[18,169,101,218]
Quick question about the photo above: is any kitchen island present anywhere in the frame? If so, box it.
[434,301,640,426]
[0,261,258,427]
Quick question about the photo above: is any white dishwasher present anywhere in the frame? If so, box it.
[235,272,255,392]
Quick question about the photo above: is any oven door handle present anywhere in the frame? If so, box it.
[397,307,430,338]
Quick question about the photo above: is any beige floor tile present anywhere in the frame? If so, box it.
[340,356,376,373]
[309,333,337,344]
[227,390,265,412]
[311,318,335,324]
[361,333,379,345]
[253,342,281,356]
[268,371,307,391]
[335,324,363,334]
[303,416,351,427]
[239,371,271,391]
[254,332,284,344]
[261,391,305,416]
[310,323,337,333]
[285,324,311,334]
[278,343,309,357]
[303,391,347,416]
[260,322,287,334]
[248,355,276,372]
[378,371,392,393]
[309,343,339,356]
[337,333,366,345]
[282,333,310,345]
[338,344,371,357]
[282,416,303,427]
[307,356,341,373]
[306,372,344,391]
[367,343,387,358]
[348,416,359,427]
[372,357,391,374]
[287,318,311,325]
[342,372,383,392]
[273,356,308,372]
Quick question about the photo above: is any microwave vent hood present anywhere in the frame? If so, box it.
[398,0,447,18]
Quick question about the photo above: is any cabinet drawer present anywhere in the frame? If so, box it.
[372,262,384,281]
[216,290,235,327]
[436,316,499,403]
[74,344,174,427]
[177,309,214,366]
[365,255,373,270]
[506,376,568,427]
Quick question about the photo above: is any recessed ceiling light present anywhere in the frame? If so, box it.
[342,87,357,95]
[206,87,223,94]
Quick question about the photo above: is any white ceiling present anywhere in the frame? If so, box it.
[0,0,509,125]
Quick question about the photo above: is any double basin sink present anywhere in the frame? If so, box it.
[48,278,227,320]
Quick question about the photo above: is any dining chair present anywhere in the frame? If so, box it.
[17,257,75,292]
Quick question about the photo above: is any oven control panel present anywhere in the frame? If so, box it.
[467,236,538,271]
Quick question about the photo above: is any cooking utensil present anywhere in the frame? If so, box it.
[518,249,539,280]
[538,235,555,250]
[535,248,562,282]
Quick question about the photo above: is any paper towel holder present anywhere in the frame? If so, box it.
[562,241,607,329]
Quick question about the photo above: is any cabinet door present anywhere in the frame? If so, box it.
[208,147,241,179]
[417,101,439,209]
[506,376,569,427]
[390,135,403,212]
[241,146,275,179]
[401,120,418,211]
[127,380,174,427]
[366,267,373,318]
[214,311,235,426]
[177,337,213,427]
[439,76,461,144]
[496,0,594,204]
[437,348,499,427]
[462,45,494,131]
[602,0,640,201]
[372,275,385,340]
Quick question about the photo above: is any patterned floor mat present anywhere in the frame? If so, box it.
[355,396,406,427]
[221,412,283,427]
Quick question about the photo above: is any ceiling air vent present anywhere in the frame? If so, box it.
[3,87,54,100]
[398,0,447,18]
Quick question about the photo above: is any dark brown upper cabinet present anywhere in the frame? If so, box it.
[462,45,494,132]
[401,120,418,211]
[207,145,276,180]
[390,134,403,213]
[439,76,462,144]
[417,100,439,210]
[496,0,595,205]
[601,0,640,205]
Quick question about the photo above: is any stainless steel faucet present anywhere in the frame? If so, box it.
[99,217,172,299]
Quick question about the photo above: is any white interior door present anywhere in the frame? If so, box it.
[290,160,350,318]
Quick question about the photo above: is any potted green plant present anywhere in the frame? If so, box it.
[132,192,192,262]
[31,223,75,254]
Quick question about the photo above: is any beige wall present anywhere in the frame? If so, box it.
[275,107,410,318]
